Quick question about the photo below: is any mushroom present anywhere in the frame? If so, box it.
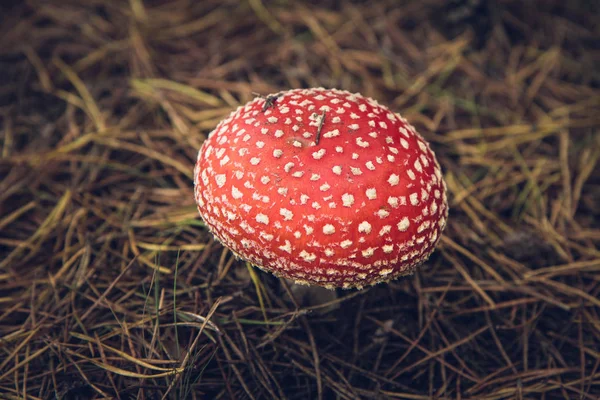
[194,88,448,289]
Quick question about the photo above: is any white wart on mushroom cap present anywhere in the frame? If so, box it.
[194,88,448,289]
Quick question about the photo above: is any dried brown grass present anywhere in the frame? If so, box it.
[0,0,599,399]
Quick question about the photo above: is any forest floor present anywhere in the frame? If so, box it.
[0,0,599,399]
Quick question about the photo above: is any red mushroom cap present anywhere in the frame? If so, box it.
[194,88,448,289]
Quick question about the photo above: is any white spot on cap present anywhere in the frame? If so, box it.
[366,188,377,200]
[215,174,226,187]
[356,137,370,148]
[320,183,331,191]
[377,209,390,218]
[350,167,362,176]
[250,157,261,166]
[280,208,293,220]
[312,149,326,160]
[388,174,400,186]
[300,250,316,262]
[267,116,278,123]
[407,170,416,180]
[417,221,431,233]
[323,129,340,138]
[397,217,410,231]
[231,186,243,199]
[256,214,269,225]
[200,168,212,185]
[323,224,335,235]
[349,123,359,130]
[379,225,392,236]
[365,161,376,170]
[260,176,270,184]
[275,129,284,138]
[273,149,283,158]
[410,192,419,206]
[219,155,230,166]
[292,171,305,178]
[340,240,353,249]
[284,162,295,173]
[382,245,394,253]
[388,197,399,208]
[260,232,274,241]
[332,166,342,175]
[430,229,438,243]
[358,221,372,234]
[240,220,255,234]
[342,193,355,207]
[279,240,292,253]
[400,138,409,149]
[414,159,423,172]
[277,187,288,195]
[362,248,375,258]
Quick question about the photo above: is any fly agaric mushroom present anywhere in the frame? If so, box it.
[194,88,448,289]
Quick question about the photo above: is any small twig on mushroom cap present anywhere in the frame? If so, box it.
[252,92,282,112]
[315,110,326,145]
